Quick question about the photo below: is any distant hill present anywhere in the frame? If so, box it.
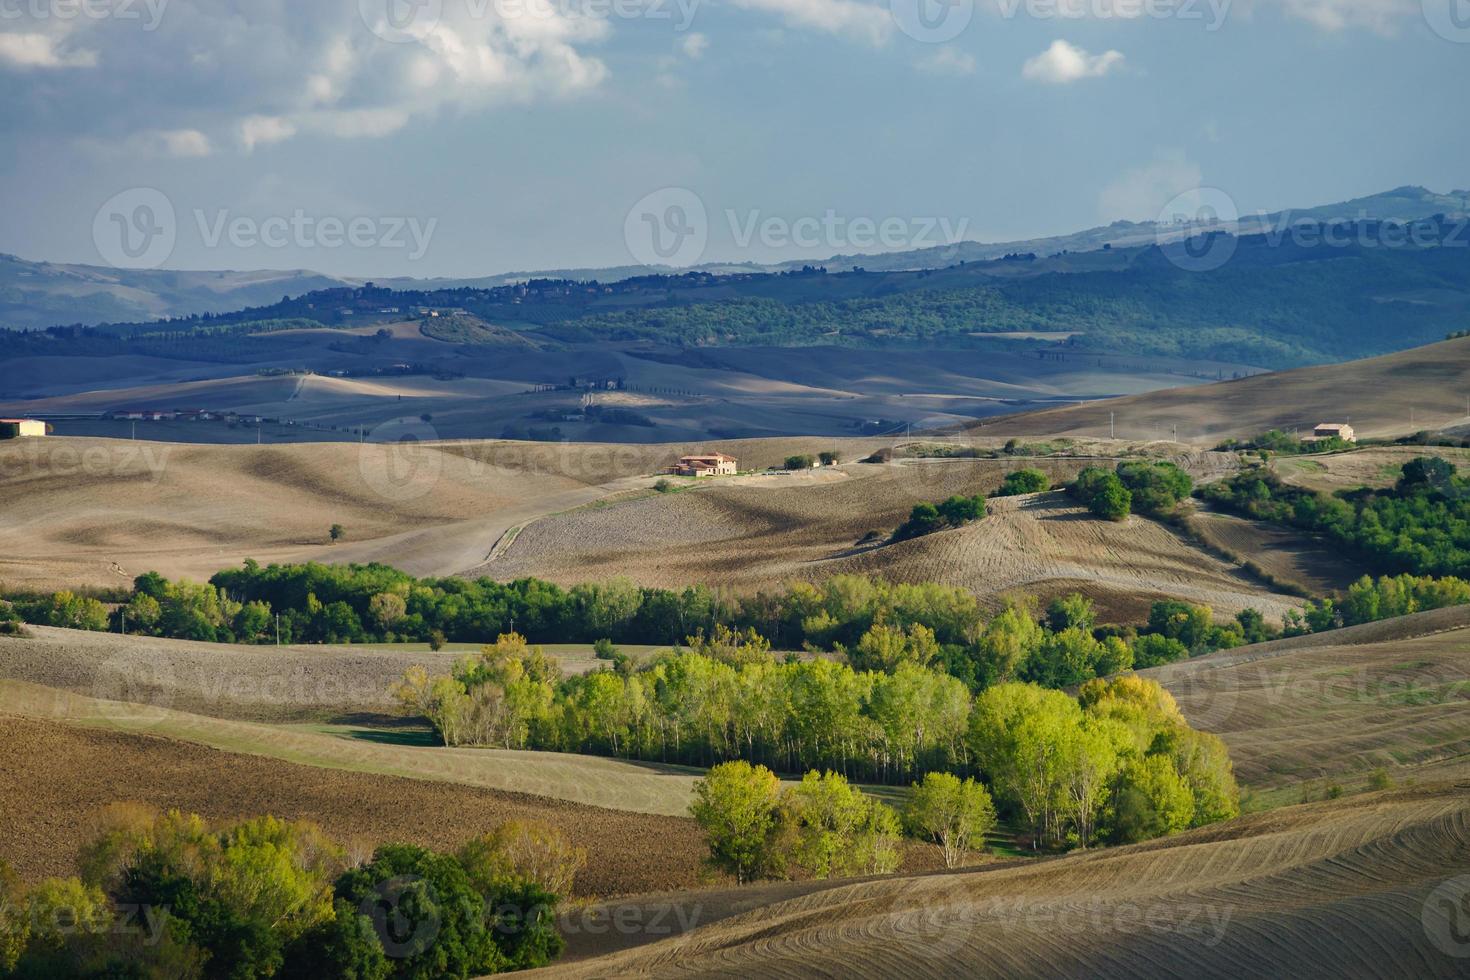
[977,334,1470,444]
[4,185,1465,331]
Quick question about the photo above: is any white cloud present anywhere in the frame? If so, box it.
[0,32,97,69]
[1277,0,1416,33]
[680,32,709,59]
[1022,40,1124,85]
[917,47,977,75]
[158,129,213,158]
[1099,149,1204,222]
[725,0,894,45]
[239,116,299,152]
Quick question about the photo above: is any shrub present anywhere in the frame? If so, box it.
[782,771,901,879]
[995,468,1050,497]
[1069,468,1131,521]
[784,455,815,471]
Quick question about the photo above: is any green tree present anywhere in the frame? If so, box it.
[329,524,345,543]
[1045,593,1096,633]
[689,761,785,884]
[280,900,391,980]
[335,845,504,980]
[996,468,1049,496]
[782,771,900,878]
[903,772,996,868]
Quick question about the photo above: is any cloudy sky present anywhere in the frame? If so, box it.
[1,0,1467,277]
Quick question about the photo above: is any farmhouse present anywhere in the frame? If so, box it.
[1309,423,1356,443]
[673,453,737,477]
[0,418,46,439]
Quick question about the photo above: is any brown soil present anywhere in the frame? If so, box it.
[0,714,706,898]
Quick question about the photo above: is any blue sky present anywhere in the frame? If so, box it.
[1,0,1467,278]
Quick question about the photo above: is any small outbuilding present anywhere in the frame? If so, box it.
[1309,423,1356,443]
[0,419,47,439]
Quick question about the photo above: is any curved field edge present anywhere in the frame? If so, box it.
[528,782,1470,978]
[0,679,700,817]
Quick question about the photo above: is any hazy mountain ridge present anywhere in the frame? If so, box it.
[5,185,1465,331]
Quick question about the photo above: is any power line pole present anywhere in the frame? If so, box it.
[1110,412,1115,440]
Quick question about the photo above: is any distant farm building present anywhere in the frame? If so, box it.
[673,453,737,477]
[1309,423,1356,443]
[0,419,46,439]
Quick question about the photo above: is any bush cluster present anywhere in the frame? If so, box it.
[0,809,577,980]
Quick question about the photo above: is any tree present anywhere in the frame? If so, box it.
[329,524,345,544]
[1397,455,1456,493]
[458,821,586,898]
[819,451,840,466]
[335,845,505,980]
[784,455,815,471]
[280,900,391,980]
[689,761,784,884]
[1070,468,1132,521]
[849,623,940,673]
[1,860,30,974]
[996,468,1049,497]
[1045,593,1096,633]
[782,771,901,878]
[904,772,996,868]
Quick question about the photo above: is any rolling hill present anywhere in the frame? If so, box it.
[978,335,1470,445]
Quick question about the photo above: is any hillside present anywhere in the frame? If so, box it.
[537,781,1470,977]
[486,462,1300,623]
[978,335,1470,445]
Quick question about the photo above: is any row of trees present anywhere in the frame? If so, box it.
[397,634,1239,840]
[683,673,1237,876]
[0,807,577,980]
[11,562,1267,696]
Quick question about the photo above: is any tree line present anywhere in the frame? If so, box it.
[7,565,1274,694]
[0,807,578,980]
[395,634,1239,851]
[1202,457,1470,578]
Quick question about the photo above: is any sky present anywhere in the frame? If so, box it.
[0,0,1467,278]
